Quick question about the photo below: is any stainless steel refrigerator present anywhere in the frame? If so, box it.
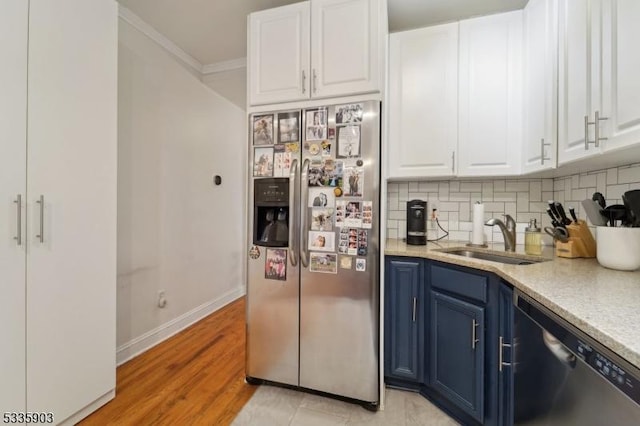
[246,100,380,407]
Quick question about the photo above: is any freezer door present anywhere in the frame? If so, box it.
[299,101,380,403]
[246,247,300,386]
[246,113,302,386]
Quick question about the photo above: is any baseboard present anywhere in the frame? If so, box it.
[59,389,115,426]
[116,286,245,365]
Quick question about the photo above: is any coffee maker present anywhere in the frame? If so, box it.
[406,200,427,245]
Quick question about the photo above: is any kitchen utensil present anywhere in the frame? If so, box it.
[581,199,609,226]
[544,226,569,243]
[569,207,578,223]
[548,201,564,227]
[546,208,560,227]
[623,190,640,227]
[554,202,572,226]
[603,204,627,227]
[592,192,606,209]
[596,226,640,271]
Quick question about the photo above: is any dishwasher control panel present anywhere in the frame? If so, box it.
[577,340,640,404]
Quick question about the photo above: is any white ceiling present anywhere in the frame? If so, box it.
[118,0,528,68]
[117,0,301,66]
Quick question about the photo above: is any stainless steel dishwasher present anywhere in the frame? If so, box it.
[513,290,640,425]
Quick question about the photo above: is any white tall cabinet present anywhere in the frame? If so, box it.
[0,0,28,413]
[522,0,558,173]
[388,23,458,179]
[0,0,117,423]
[248,0,382,105]
[458,11,523,177]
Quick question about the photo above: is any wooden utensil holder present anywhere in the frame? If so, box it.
[555,220,596,258]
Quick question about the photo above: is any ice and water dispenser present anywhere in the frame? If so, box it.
[253,178,289,247]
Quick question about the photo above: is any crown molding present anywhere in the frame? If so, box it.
[202,58,247,75]
[118,5,204,75]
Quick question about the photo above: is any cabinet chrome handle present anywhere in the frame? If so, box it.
[595,110,608,147]
[300,159,310,267]
[412,297,417,323]
[14,194,22,246]
[584,115,596,150]
[288,158,299,267]
[472,319,477,349]
[499,336,512,372]
[451,151,455,174]
[540,138,551,165]
[302,70,306,94]
[312,69,317,94]
[36,195,44,243]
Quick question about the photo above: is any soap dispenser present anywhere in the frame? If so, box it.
[525,218,542,255]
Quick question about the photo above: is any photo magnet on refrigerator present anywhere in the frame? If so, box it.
[265,249,287,281]
[249,245,260,259]
[309,252,338,274]
[339,256,352,269]
[362,201,372,229]
[355,258,366,272]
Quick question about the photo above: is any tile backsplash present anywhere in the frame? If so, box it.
[386,162,640,245]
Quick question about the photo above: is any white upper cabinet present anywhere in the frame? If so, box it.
[601,0,640,152]
[248,0,382,106]
[248,2,311,105]
[557,0,603,164]
[458,11,523,177]
[388,23,458,179]
[310,0,380,99]
[522,0,558,174]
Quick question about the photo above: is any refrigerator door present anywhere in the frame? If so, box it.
[246,111,302,387]
[299,101,380,403]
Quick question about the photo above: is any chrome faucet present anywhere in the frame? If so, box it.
[485,214,516,252]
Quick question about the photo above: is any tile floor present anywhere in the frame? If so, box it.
[232,385,458,425]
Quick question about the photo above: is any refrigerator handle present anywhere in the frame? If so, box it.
[300,158,310,267]
[288,158,299,267]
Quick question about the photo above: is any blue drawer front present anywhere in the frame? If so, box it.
[430,264,488,303]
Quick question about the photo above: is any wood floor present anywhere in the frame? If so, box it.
[80,297,256,426]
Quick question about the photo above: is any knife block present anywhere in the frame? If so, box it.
[555,220,596,258]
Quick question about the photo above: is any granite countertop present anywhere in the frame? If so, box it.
[385,238,640,370]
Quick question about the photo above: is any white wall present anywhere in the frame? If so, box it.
[117,18,247,363]
[202,67,247,110]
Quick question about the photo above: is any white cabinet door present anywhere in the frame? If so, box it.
[601,0,640,152]
[248,2,310,105]
[0,0,27,413]
[26,0,117,420]
[388,23,458,178]
[523,0,558,173]
[458,11,523,177]
[311,0,380,98]
[558,0,603,164]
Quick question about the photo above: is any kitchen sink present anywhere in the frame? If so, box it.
[439,249,549,265]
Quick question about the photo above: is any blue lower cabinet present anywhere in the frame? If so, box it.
[384,257,425,386]
[429,290,485,423]
[498,283,515,426]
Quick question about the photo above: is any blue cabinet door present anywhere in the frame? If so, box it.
[430,290,485,423]
[384,257,424,384]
